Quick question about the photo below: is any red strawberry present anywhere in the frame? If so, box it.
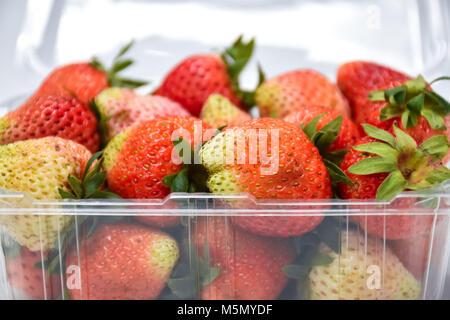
[155,36,255,116]
[33,40,146,105]
[255,70,350,118]
[93,87,190,143]
[103,116,214,228]
[0,95,100,152]
[283,105,360,152]
[193,217,295,300]
[65,223,179,300]
[6,246,62,299]
[338,124,450,239]
[201,118,332,237]
[337,61,411,128]
[337,61,450,154]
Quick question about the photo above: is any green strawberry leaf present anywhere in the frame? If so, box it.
[59,152,121,200]
[424,90,450,115]
[406,93,425,114]
[302,113,325,140]
[168,240,221,299]
[282,265,310,280]
[314,116,342,152]
[370,74,450,131]
[324,159,353,186]
[352,142,399,161]
[393,125,417,154]
[67,176,84,199]
[421,109,446,130]
[348,156,397,175]
[361,124,397,148]
[314,217,341,254]
[324,149,348,165]
[418,135,449,158]
[425,166,450,184]
[310,253,334,266]
[171,168,190,193]
[380,105,403,121]
[376,170,407,201]
[91,40,148,89]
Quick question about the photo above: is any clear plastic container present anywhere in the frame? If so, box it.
[0,0,450,300]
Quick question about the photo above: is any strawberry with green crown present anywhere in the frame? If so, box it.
[284,104,360,152]
[338,124,450,239]
[103,116,214,228]
[337,61,450,163]
[155,36,257,116]
[201,118,333,237]
[33,40,147,105]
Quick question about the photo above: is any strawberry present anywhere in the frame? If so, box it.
[201,118,332,237]
[308,230,420,300]
[0,95,100,152]
[283,105,360,152]
[337,62,450,151]
[390,231,431,280]
[65,222,179,300]
[338,124,450,239]
[155,36,255,116]
[169,217,295,300]
[4,243,62,300]
[337,61,411,128]
[255,70,350,118]
[199,94,252,129]
[103,116,214,228]
[33,40,147,105]
[92,87,190,143]
[0,137,92,251]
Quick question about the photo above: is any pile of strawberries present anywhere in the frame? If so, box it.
[0,37,449,300]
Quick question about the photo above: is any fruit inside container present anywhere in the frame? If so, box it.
[1,0,450,300]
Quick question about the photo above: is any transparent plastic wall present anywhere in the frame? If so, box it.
[0,0,450,300]
[1,182,450,300]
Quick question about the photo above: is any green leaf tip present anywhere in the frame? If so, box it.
[351,125,450,201]
[301,114,353,186]
[90,39,148,89]
[59,151,121,200]
[368,74,450,130]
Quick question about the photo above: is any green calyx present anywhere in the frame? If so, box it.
[221,35,265,109]
[162,138,209,193]
[301,114,353,186]
[283,217,340,299]
[90,40,148,89]
[368,75,450,130]
[167,240,221,299]
[88,99,111,148]
[58,151,121,200]
[348,124,450,201]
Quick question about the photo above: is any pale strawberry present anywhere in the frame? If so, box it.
[255,70,350,118]
[309,231,420,300]
[92,87,190,143]
[199,94,252,129]
[0,137,91,251]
